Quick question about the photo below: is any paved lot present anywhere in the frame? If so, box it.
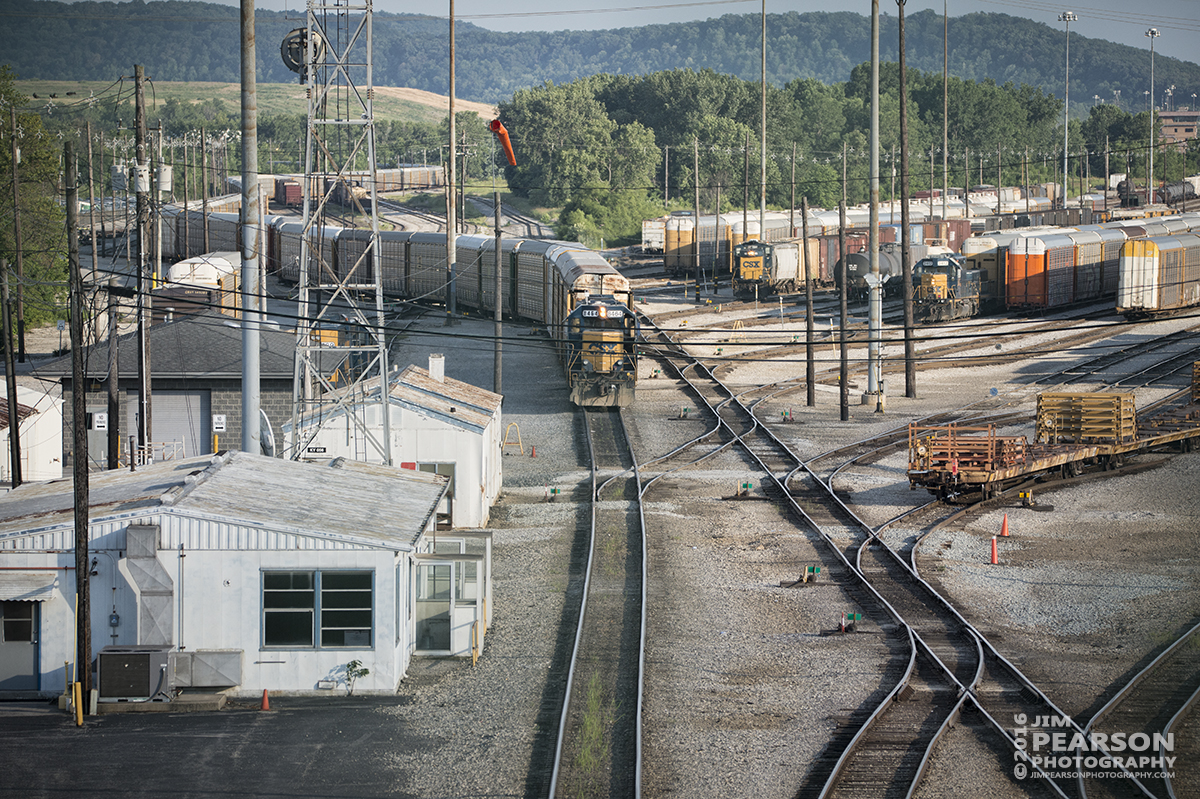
[0,697,429,798]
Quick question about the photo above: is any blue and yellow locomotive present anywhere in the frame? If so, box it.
[563,294,639,407]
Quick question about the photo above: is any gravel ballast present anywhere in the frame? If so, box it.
[380,295,1199,797]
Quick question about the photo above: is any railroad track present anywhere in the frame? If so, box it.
[638,315,1158,798]
[467,196,553,238]
[550,407,646,798]
[1078,619,1200,799]
[375,199,447,232]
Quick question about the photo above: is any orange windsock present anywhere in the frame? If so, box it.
[490,119,516,166]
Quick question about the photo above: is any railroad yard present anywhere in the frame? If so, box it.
[383,271,1200,798]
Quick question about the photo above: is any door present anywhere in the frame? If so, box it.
[126,390,212,459]
[414,562,452,652]
[0,601,38,690]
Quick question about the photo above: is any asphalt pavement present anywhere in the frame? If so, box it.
[0,696,428,798]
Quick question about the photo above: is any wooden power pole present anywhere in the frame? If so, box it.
[67,140,93,705]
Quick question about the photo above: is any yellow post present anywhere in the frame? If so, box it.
[73,682,82,726]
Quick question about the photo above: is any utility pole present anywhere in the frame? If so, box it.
[802,198,814,407]
[107,273,120,470]
[942,0,948,221]
[693,137,701,289]
[67,140,93,705]
[838,201,848,422]
[743,132,749,239]
[789,142,796,234]
[899,0,916,398]
[446,0,457,322]
[134,65,152,456]
[1,260,21,487]
[86,123,99,284]
[241,0,262,455]
[867,0,884,412]
[759,0,766,232]
[493,190,502,394]
[154,125,163,287]
[201,125,210,252]
[9,106,25,363]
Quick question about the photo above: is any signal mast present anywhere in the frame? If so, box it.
[280,3,392,464]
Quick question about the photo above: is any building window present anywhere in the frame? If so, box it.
[2,601,33,642]
[262,570,373,649]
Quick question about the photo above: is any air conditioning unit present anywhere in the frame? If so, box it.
[97,646,174,702]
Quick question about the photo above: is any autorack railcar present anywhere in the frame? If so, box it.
[159,204,638,407]
[1117,234,1200,318]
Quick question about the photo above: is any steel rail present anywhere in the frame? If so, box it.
[644,313,1154,796]
[548,408,647,798]
[1162,682,1200,799]
[1077,618,1200,799]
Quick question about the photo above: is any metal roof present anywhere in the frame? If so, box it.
[283,366,501,435]
[0,451,446,551]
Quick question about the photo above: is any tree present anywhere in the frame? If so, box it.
[0,67,68,330]
[499,82,618,205]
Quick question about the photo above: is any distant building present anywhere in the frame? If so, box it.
[0,450,492,698]
[1159,110,1199,152]
[0,386,62,484]
[39,311,294,468]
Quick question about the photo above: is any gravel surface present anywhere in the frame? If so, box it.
[291,293,1200,796]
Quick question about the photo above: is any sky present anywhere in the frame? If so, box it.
[215,0,1199,64]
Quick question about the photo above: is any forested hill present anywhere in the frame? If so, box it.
[2,0,1197,108]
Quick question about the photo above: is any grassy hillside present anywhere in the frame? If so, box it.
[16,80,496,123]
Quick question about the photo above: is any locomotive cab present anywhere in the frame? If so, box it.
[565,295,639,407]
[914,256,982,322]
[732,240,772,298]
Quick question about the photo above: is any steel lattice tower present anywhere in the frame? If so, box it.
[289,0,392,464]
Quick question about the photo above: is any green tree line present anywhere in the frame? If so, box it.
[494,66,1197,246]
[2,1,1197,108]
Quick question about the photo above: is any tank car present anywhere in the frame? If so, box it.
[834,242,952,300]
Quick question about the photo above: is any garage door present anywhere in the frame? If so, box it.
[126,390,211,459]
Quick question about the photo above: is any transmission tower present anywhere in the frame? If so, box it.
[283,1,392,464]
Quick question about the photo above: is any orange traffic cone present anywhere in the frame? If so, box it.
[531,446,536,458]
[991,536,999,565]
[1001,513,1010,537]
[260,689,270,711]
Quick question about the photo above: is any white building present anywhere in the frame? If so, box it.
[285,354,503,529]
[0,385,63,484]
[0,450,492,699]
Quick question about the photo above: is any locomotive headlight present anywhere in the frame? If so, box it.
[598,306,607,319]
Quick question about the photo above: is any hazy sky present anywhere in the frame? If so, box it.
[222,0,1198,64]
